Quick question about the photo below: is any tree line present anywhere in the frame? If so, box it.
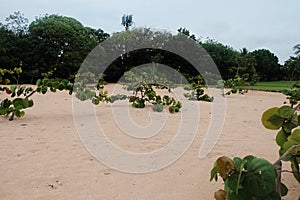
[0,12,299,84]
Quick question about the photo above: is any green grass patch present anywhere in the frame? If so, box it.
[237,81,299,92]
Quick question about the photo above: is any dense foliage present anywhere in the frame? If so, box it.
[1,12,299,84]
[0,12,109,83]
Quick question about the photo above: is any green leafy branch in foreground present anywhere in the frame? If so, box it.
[261,83,300,190]
[211,155,281,200]
[210,83,300,200]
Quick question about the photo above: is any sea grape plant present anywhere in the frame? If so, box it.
[123,70,182,113]
[1,67,91,121]
[1,67,184,120]
[219,74,250,95]
[127,82,182,113]
[261,83,300,186]
[0,68,35,120]
[0,68,107,120]
[210,155,281,200]
[73,72,130,105]
[183,75,214,102]
[211,83,300,199]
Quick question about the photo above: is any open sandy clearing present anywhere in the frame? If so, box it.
[0,85,299,199]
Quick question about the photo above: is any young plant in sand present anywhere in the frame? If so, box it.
[210,83,300,200]
[128,82,182,113]
[219,74,251,95]
[183,75,214,102]
[74,72,127,105]
[123,70,182,113]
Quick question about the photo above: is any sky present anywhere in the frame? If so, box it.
[0,0,299,64]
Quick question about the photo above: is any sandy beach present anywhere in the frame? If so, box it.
[0,84,299,199]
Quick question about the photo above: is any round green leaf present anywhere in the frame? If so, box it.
[282,114,299,133]
[276,130,289,147]
[242,155,255,171]
[12,98,24,110]
[36,79,42,86]
[36,87,42,93]
[10,85,17,93]
[261,107,283,130]
[1,98,12,108]
[19,111,25,117]
[283,140,298,149]
[275,106,293,119]
[246,158,276,195]
[210,162,218,182]
[50,87,56,92]
[233,157,243,170]
[288,129,300,143]
[41,86,47,94]
[92,98,100,105]
[15,110,25,117]
[28,100,34,107]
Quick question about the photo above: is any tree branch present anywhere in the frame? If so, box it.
[280,169,294,173]
[273,144,300,166]
[25,90,36,99]
[293,103,300,113]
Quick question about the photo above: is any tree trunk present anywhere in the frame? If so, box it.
[275,161,282,197]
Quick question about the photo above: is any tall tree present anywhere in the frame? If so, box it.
[282,44,300,81]
[0,25,19,69]
[234,48,259,83]
[250,49,280,81]
[201,40,239,80]
[28,14,109,80]
[282,56,300,81]
[0,12,33,82]
[104,28,173,82]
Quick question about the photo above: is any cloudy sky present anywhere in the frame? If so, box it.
[0,0,299,63]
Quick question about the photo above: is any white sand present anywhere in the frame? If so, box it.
[0,84,299,199]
